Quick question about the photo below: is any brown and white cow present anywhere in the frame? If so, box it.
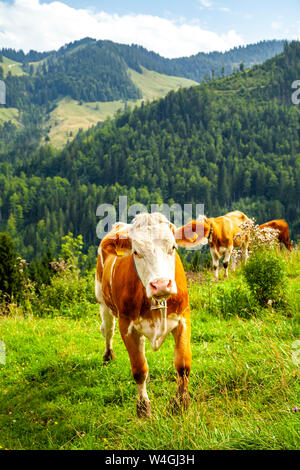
[176,210,250,280]
[259,219,292,251]
[95,213,197,418]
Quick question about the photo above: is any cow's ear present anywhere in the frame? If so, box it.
[169,222,176,234]
[101,225,132,258]
[114,229,132,256]
[175,220,206,248]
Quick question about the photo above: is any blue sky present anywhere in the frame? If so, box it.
[0,1,299,57]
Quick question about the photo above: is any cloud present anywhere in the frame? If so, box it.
[198,1,230,13]
[0,0,244,58]
[198,0,212,7]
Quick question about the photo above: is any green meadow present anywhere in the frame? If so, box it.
[0,249,299,450]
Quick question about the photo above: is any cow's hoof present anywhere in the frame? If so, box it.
[170,393,190,414]
[103,349,115,363]
[137,399,152,418]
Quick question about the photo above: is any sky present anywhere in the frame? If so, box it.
[0,1,299,58]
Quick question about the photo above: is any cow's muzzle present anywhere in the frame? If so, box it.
[149,278,175,298]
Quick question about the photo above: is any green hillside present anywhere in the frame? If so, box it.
[47,69,197,147]
[0,38,286,151]
[129,66,197,101]
[1,41,300,262]
[0,107,19,126]
[0,56,26,77]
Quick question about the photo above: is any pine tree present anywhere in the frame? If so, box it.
[0,232,23,302]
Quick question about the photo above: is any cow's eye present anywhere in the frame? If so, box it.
[133,250,140,257]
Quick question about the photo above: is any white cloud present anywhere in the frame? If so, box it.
[198,0,212,7]
[0,0,244,58]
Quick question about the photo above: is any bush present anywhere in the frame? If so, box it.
[0,232,33,307]
[243,248,287,307]
[37,270,95,314]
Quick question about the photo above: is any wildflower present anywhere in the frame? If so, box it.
[292,407,299,412]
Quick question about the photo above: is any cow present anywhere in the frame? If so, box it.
[95,213,198,418]
[175,210,250,280]
[259,219,292,251]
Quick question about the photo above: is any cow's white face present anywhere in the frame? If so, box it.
[128,213,178,299]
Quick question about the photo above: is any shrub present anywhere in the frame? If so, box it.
[243,248,287,307]
[0,232,34,308]
[37,270,95,314]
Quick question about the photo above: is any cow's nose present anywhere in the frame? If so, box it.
[150,279,173,296]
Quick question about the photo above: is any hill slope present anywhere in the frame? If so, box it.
[0,38,285,149]
[1,41,300,261]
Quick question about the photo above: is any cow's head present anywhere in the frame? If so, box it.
[104,213,205,299]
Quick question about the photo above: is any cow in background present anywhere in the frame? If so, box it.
[96,213,199,418]
[176,210,250,280]
[259,219,292,251]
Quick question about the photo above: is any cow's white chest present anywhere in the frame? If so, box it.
[128,313,182,351]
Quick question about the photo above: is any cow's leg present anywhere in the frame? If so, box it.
[100,305,116,362]
[210,247,220,280]
[242,235,250,263]
[171,318,192,411]
[243,244,249,263]
[119,321,151,418]
[223,246,232,279]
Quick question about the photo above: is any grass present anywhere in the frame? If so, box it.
[47,97,129,148]
[47,67,198,148]
[0,250,299,450]
[0,57,26,77]
[0,107,20,126]
[129,66,198,101]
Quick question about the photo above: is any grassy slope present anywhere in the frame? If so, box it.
[0,57,26,77]
[0,107,20,126]
[0,250,299,450]
[0,57,25,125]
[47,68,198,148]
[47,98,128,148]
[128,66,198,101]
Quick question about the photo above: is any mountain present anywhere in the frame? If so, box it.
[0,38,285,148]
[1,37,285,85]
[0,40,299,262]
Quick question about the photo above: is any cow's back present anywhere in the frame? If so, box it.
[224,211,249,245]
[259,219,292,250]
